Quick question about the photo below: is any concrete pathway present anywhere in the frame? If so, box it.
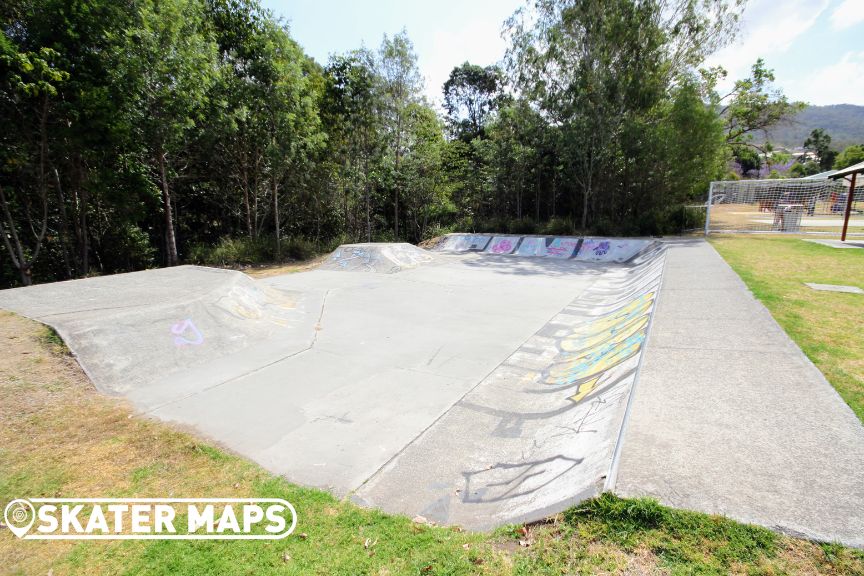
[615,238,864,548]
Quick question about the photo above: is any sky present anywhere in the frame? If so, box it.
[262,0,864,107]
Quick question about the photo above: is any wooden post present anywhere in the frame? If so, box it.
[841,171,857,242]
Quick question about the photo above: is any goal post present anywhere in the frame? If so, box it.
[704,177,864,236]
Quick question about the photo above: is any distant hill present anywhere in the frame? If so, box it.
[763,104,864,150]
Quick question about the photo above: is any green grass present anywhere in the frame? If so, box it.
[710,236,864,423]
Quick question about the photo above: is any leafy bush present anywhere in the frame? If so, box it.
[541,217,575,235]
[186,236,275,266]
[508,218,538,234]
[281,237,317,261]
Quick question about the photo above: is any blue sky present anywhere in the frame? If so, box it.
[262,0,864,107]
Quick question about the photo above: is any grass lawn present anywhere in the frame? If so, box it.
[2,311,863,575]
[710,236,864,424]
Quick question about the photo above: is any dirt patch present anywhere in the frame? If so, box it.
[243,255,328,278]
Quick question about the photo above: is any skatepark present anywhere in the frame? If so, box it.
[0,234,862,546]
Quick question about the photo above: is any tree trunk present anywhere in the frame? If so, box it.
[394,116,403,240]
[73,152,89,275]
[272,177,280,260]
[364,147,371,242]
[53,168,74,279]
[242,151,252,238]
[535,170,541,223]
[581,178,591,235]
[157,147,178,266]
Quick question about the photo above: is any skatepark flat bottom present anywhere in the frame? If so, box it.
[0,241,663,529]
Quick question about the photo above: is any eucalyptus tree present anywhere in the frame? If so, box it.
[505,0,744,232]
[442,62,504,141]
[400,102,447,241]
[324,49,385,241]
[0,38,67,285]
[116,0,217,266]
[378,30,422,240]
[709,59,804,154]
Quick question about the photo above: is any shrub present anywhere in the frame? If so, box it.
[541,217,575,236]
[281,237,317,261]
[186,236,275,266]
[508,218,538,234]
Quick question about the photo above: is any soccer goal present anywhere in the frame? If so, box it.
[705,177,864,235]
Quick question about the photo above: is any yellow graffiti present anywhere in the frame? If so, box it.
[565,291,653,336]
[560,314,648,353]
[544,290,654,397]
[568,376,599,403]
[545,327,645,386]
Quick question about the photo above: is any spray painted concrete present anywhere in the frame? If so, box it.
[320,243,434,273]
[439,233,654,263]
[484,236,518,254]
[0,239,661,529]
[0,266,311,396]
[356,245,664,527]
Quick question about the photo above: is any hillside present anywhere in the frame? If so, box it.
[765,104,864,150]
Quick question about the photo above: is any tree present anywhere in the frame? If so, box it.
[732,146,761,176]
[803,128,836,171]
[442,62,503,141]
[711,59,804,152]
[378,30,422,240]
[506,0,741,232]
[789,161,820,178]
[834,144,864,170]
[116,0,217,266]
[324,49,385,241]
[0,35,68,285]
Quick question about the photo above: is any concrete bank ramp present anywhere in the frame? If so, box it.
[355,245,666,528]
[0,242,667,531]
[436,233,653,263]
[320,242,435,273]
[0,266,311,396]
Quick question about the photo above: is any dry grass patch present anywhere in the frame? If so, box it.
[243,255,328,279]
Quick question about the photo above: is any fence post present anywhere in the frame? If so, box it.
[704,182,714,236]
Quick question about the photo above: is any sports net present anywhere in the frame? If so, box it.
[706,178,864,235]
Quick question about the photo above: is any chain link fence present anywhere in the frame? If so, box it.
[704,178,864,235]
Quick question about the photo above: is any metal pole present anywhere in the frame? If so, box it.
[705,182,714,236]
[841,172,857,242]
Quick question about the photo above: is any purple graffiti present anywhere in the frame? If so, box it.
[593,241,610,256]
[171,318,204,347]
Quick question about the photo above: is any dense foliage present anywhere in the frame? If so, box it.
[2,0,791,286]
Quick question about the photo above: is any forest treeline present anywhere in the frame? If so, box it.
[1,0,797,286]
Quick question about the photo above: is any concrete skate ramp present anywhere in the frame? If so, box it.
[575,238,650,263]
[437,234,492,252]
[0,242,665,530]
[355,245,665,527]
[437,233,654,263]
[320,242,435,273]
[0,266,311,396]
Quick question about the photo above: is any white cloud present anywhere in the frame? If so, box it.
[705,0,829,87]
[831,0,864,30]
[417,18,510,108]
[786,50,864,105]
